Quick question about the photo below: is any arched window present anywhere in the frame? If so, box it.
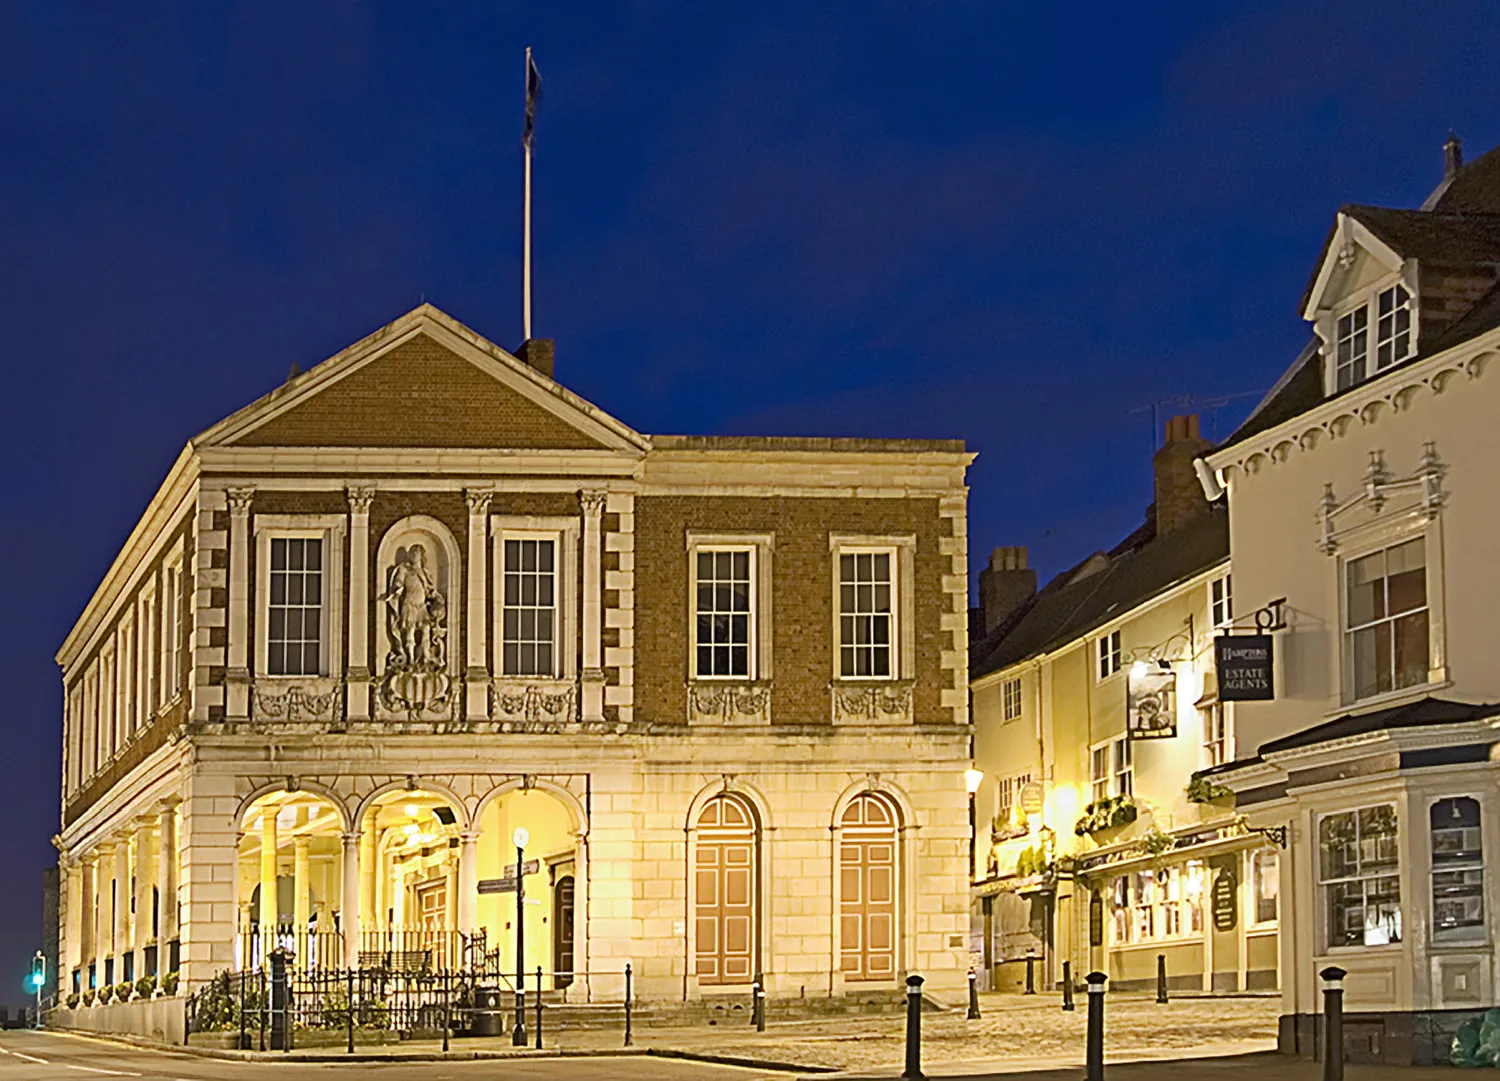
[1431,797,1484,944]
[840,793,899,981]
[696,795,758,984]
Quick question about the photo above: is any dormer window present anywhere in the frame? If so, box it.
[1335,282,1414,392]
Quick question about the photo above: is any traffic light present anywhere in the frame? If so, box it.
[28,952,45,991]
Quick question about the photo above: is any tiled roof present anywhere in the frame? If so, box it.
[1344,204,1500,264]
[1433,144,1500,213]
[970,505,1228,679]
[1257,696,1500,755]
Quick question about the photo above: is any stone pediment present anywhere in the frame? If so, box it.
[197,305,648,453]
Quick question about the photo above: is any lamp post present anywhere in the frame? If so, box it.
[512,826,529,1048]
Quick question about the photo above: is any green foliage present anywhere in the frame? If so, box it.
[81,989,96,1007]
[1138,828,1175,857]
[1014,845,1044,877]
[66,993,81,1009]
[1074,795,1138,836]
[97,984,113,1005]
[193,971,267,1031]
[136,974,158,998]
[1186,775,1234,805]
[115,981,134,1003]
[161,971,180,995]
[1450,1008,1500,1067]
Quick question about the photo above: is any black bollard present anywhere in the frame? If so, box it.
[755,974,766,1032]
[1155,954,1168,1004]
[966,970,981,1020]
[346,969,354,1054]
[623,963,633,1047]
[1085,971,1107,1081]
[269,952,288,1052]
[902,974,925,1080]
[1321,966,1346,1081]
[443,971,451,1054]
[238,972,247,1050]
[260,970,267,1052]
[1024,948,1036,995]
[1061,960,1074,1012]
[535,966,543,1050]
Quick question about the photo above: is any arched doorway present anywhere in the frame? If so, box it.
[552,874,575,988]
[237,791,346,970]
[840,793,899,982]
[695,794,758,985]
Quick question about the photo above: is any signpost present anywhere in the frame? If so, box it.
[512,827,530,1048]
[1215,635,1274,701]
[478,876,518,895]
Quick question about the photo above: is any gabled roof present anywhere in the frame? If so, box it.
[971,505,1228,679]
[1344,204,1500,265]
[1432,143,1500,213]
[195,304,651,454]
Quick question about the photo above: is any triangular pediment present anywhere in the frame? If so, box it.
[1301,212,1406,320]
[197,305,648,453]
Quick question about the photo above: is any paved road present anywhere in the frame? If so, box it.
[0,1029,789,1080]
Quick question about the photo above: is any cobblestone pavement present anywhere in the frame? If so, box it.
[552,991,1282,1074]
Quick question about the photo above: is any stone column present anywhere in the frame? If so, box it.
[112,840,130,981]
[80,856,97,985]
[225,487,255,720]
[341,832,361,968]
[133,817,154,976]
[359,829,376,930]
[580,490,607,722]
[293,837,311,961]
[64,860,84,982]
[457,831,479,935]
[260,808,279,933]
[464,488,493,721]
[156,801,179,964]
[346,487,375,721]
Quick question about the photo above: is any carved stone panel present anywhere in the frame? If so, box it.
[489,680,577,731]
[250,677,344,726]
[830,681,915,724]
[687,682,772,725]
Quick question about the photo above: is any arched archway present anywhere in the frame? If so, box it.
[359,787,468,969]
[694,792,760,986]
[237,790,347,970]
[838,792,901,983]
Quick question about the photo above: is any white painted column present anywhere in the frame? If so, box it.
[359,829,376,931]
[80,855,97,985]
[112,840,130,979]
[64,860,84,982]
[157,800,179,968]
[260,810,279,932]
[580,490,607,722]
[341,832,361,968]
[457,831,479,934]
[346,487,375,721]
[293,837,311,961]
[464,488,493,721]
[225,487,255,720]
[133,817,154,974]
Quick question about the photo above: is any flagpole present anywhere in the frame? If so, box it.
[522,46,533,342]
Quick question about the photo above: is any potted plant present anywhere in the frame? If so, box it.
[136,973,157,999]
[161,971,180,996]
[97,985,113,1005]
[66,992,80,1009]
[1186,774,1234,807]
[81,988,96,1007]
[116,981,134,1003]
[1074,795,1138,837]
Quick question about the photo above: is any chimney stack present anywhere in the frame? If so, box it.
[977,546,1036,635]
[1445,130,1464,182]
[1153,414,1214,536]
[516,338,555,380]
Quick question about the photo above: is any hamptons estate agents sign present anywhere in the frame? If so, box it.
[1215,635,1274,701]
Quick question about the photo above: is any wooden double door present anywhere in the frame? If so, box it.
[695,795,758,984]
[840,794,899,981]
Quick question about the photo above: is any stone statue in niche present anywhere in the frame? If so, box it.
[382,544,447,670]
[377,543,452,718]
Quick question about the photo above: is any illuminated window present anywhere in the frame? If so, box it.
[1252,849,1279,925]
[1431,797,1484,945]
[1091,737,1132,802]
[1202,702,1229,767]
[1110,863,1205,944]
[502,538,557,677]
[1375,284,1412,371]
[1210,573,1232,628]
[1319,805,1400,947]
[1335,305,1369,391]
[839,550,895,678]
[694,548,754,678]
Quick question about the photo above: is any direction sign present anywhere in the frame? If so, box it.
[504,859,541,877]
[478,876,518,895]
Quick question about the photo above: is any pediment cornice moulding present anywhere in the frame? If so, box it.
[1206,330,1500,482]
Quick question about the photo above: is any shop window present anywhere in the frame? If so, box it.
[1251,849,1279,925]
[1431,797,1485,945]
[1109,862,1205,944]
[1319,805,1400,948]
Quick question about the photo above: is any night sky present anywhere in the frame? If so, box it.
[3,1,1499,1003]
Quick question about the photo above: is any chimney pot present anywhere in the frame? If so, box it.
[1154,413,1213,536]
[1445,130,1464,181]
[978,546,1035,635]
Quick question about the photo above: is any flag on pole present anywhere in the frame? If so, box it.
[524,48,542,150]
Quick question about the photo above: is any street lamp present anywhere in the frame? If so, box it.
[512,826,530,1047]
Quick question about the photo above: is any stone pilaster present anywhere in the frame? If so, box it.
[601,490,636,722]
[345,486,375,721]
[341,832,360,968]
[938,492,970,725]
[580,490,607,722]
[80,854,97,984]
[464,488,493,721]
[156,799,179,967]
[224,486,255,721]
[132,817,154,974]
[178,775,239,988]
[112,840,130,978]
[260,807,279,931]
[457,831,479,934]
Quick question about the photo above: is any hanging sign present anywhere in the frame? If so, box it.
[1211,865,1238,932]
[478,876,518,895]
[1089,890,1104,948]
[1019,782,1045,816]
[504,860,541,878]
[1126,664,1177,740]
[1215,635,1274,701]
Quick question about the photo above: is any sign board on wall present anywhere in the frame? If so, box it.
[1215,635,1274,701]
[1126,665,1177,740]
[1211,864,1238,932]
[1089,890,1104,948]
[1019,782,1045,816]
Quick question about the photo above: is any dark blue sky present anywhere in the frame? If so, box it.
[3,1,1499,999]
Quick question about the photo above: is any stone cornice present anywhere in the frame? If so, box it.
[1207,326,1500,481]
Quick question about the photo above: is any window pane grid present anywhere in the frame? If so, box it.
[1002,678,1022,720]
[1346,539,1428,700]
[695,548,753,678]
[268,537,323,676]
[839,551,893,678]
[1319,805,1401,947]
[1431,797,1484,944]
[1097,630,1121,680]
[1336,306,1369,391]
[503,538,556,677]
[1375,284,1411,371]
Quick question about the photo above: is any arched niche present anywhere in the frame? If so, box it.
[373,516,463,721]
